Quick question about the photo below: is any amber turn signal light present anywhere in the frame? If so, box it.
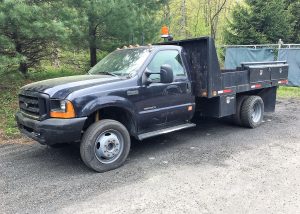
[50,100,76,118]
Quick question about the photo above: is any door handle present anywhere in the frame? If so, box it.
[186,83,191,92]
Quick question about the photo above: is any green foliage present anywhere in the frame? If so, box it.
[224,0,293,44]
[164,0,234,43]
[0,0,166,72]
[0,0,75,73]
[287,1,300,43]
[64,0,166,67]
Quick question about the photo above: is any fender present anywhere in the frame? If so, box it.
[78,95,137,119]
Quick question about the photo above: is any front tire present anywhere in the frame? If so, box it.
[240,96,264,128]
[80,119,131,172]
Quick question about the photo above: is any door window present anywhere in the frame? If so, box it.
[147,50,186,82]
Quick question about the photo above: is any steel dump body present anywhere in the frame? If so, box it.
[158,37,288,118]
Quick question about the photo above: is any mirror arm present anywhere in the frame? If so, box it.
[145,80,152,86]
[145,71,160,77]
[144,71,161,86]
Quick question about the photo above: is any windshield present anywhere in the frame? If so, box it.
[89,48,151,77]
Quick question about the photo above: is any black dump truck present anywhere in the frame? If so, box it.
[16,37,289,172]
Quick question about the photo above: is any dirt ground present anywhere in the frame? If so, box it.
[1,99,300,214]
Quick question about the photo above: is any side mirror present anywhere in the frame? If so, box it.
[160,64,173,84]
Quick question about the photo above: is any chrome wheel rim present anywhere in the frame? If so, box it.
[251,102,262,123]
[94,129,124,164]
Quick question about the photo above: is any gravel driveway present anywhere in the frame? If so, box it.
[1,99,300,214]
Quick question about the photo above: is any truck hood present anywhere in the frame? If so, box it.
[21,74,122,98]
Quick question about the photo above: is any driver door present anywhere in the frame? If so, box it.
[137,49,194,132]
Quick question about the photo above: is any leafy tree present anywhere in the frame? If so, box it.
[287,1,300,43]
[0,0,72,74]
[224,0,292,45]
[164,0,234,43]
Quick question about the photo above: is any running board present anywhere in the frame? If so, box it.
[138,123,196,140]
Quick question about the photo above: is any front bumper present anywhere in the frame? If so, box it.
[16,111,87,145]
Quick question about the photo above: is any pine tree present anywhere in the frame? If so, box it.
[224,0,292,45]
[0,0,71,74]
[0,0,167,73]
[69,0,166,67]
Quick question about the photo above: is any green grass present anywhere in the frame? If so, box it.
[277,86,300,99]
[0,68,85,138]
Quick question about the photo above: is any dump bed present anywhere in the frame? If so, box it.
[158,37,289,98]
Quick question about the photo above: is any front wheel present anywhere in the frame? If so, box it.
[80,119,131,172]
[240,96,264,128]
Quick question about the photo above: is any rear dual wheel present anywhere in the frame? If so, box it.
[80,119,131,172]
[235,95,264,128]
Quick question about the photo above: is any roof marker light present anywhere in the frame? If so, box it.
[161,25,169,38]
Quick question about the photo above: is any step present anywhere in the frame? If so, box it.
[138,123,196,140]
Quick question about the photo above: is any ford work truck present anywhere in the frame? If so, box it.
[16,37,289,172]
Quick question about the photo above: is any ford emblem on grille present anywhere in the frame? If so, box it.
[24,102,29,108]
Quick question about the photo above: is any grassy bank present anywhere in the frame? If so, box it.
[277,86,300,99]
[0,68,85,138]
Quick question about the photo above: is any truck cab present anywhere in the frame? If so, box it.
[16,37,289,172]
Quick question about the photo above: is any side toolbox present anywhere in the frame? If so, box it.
[241,61,288,84]
[247,65,271,83]
[270,64,288,80]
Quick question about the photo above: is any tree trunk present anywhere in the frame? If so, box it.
[89,22,97,67]
[19,62,28,75]
[14,33,28,75]
[89,44,97,67]
[211,24,216,40]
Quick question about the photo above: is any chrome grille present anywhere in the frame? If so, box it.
[19,91,49,120]
[19,94,40,119]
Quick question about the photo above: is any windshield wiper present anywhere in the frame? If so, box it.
[97,72,119,77]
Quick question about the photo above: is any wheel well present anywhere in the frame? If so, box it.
[82,107,136,136]
[236,87,277,112]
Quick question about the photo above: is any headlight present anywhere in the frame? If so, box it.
[50,99,76,118]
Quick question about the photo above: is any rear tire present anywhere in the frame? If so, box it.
[80,119,131,172]
[233,95,248,126]
[240,96,264,128]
